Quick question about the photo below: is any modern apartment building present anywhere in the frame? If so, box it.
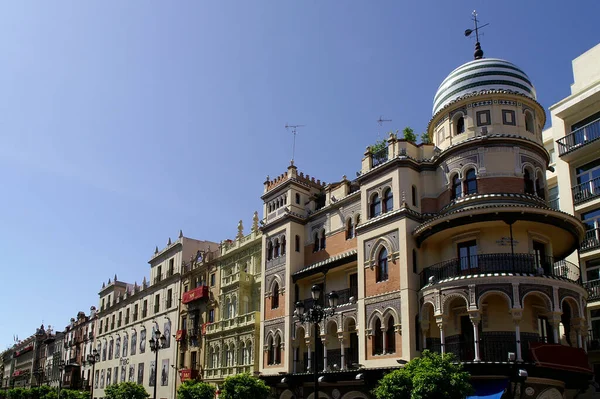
[260,45,592,399]
[203,215,262,384]
[91,233,217,399]
[544,42,600,380]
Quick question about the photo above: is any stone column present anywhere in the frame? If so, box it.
[436,317,445,355]
[549,312,562,344]
[305,338,312,372]
[382,323,388,355]
[421,319,430,351]
[510,309,523,362]
[322,338,328,372]
[469,312,481,362]
[339,334,345,371]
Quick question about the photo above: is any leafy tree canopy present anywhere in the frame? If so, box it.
[177,380,215,399]
[104,382,149,399]
[420,132,431,144]
[220,373,270,399]
[373,350,474,399]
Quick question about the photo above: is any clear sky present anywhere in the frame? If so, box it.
[1,0,599,348]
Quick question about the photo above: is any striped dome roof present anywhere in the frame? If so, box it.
[432,58,536,116]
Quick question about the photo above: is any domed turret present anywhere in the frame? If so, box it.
[432,58,536,116]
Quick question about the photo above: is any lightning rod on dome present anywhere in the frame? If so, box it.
[285,123,305,165]
[464,10,489,60]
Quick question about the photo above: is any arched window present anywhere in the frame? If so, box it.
[464,169,477,195]
[535,173,545,200]
[346,219,354,239]
[267,241,273,260]
[281,236,286,255]
[274,239,280,258]
[267,336,274,365]
[313,232,320,252]
[525,111,534,133]
[383,188,393,212]
[247,342,252,363]
[274,334,281,364]
[454,115,465,135]
[355,215,360,237]
[376,248,388,282]
[320,231,326,250]
[386,317,396,354]
[231,296,236,317]
[214,346,220,368]
[370,193,381,217]
[271,282,279,309]
[524,169,535,195]
[451,174,462,200]
[208,347,214,368]
[373,318,383,355]
[412,185,417,206]
[295,235,300,252]
[224,298,231,319]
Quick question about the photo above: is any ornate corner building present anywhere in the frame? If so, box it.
[259,46,592,399]
[62,309,98,391]
[544,43,600,380]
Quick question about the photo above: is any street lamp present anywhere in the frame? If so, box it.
[86,349,99,395]
[294,285,338,399]
[149,328,167,399]
[33,366,44,387]
[57,360,65,399]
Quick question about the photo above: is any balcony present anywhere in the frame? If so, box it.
[581,228,600,253]
[548,197,560,210]
[205,312,259,335]
[336,288,358,305]
[557,116,600,157]
[182,286,209,304]
[175,330,186,342]
[222,271,251,288]
[584,280,600,302]
[179,369,199,382]
[572,177,600,206]
[420,253,581,288]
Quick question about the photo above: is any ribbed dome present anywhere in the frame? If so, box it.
[432,58,536,116]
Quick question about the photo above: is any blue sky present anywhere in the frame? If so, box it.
[1,1,599,347]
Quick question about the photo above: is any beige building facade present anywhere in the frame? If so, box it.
[260,47,592,399]
[544,42,600,381]
[91,233,216,399]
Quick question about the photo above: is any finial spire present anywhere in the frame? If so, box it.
[464,10,489,60]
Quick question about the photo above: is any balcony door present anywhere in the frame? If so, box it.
[349,273,358,299]
[460,316,476,361]
[457,240,478,273]
[533,241,550,274]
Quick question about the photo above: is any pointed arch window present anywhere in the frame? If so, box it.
[373,318,383,355]
[346,219,354,239]
[464,169,477,195]
[386,317,396,354]
[267,336,275,365]
[271,282,279,309]
[535,173,545,200]
[383,188,393,212]
[295,235,300,252]
[370,194,381,218]
[376,248,389,282]
[355,215,360,237]
[281,236,286,255]
[524,169,535,195]
[274,334,281,364]
[412,185,417,206]
[313,232,320,252]
[320,231,326,250]
[274,239,280,258]
[451,174,462,200]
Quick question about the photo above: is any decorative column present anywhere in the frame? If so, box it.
[573,318,584,348]
[382,323,388,355]
[305,337,312,372]
[436,316,445,355]
[322,337,328,372]
[511,309,523,362]
[469,312,481,362]
[421,319,430,351]
[338,334,345,371]
[549,312,562,344]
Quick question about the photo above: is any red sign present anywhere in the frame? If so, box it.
[182,286,208,304]
[179,369,199,381]
[175,330,186,341]
[13,345,34,358]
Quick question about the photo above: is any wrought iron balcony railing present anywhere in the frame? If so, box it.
[557,116,600,156]
[572,176,600,205]
[584,279,600,302]
[420,253,580,288]
[582,228,600,253]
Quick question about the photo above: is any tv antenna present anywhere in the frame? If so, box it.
[464,10,489,59]
[285,124,305,165]
[377,116,392,139]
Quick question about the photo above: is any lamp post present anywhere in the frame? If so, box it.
[294,285,338,399]
[33,366,44,387]
[57,360,65,399]
[149,328,167,399]
[86,349,99,395]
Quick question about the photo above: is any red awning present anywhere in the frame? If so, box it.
[529,342,593,374]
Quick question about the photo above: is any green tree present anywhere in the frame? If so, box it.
[373,350,473,399]
[104,382,149,399]
[420,132,431,144]
[7,388,26,399]
[403,127,416,142]
[0,390,6,399]
[177,380,215,399]
[220,373,270,399]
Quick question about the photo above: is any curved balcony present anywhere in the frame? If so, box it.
[420,253,580,288]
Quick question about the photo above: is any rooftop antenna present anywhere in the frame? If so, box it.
[285,124,305,165]
[377,116,392,139]
[464,10,489,60]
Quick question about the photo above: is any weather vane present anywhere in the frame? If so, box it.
[464,10,489,59]
[285,123,305,165]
